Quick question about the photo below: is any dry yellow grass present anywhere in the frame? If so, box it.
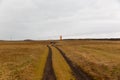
[58,40,120,80]
[1,40,120,80]
[34,45,48,80]
[51,46,75,80]
[0,41,48,80]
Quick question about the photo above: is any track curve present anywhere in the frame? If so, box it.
[42,45,56,80]
[53,46,93,80]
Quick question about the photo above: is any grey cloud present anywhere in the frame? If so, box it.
[0,0,120,40]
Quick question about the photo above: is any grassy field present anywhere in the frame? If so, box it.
[0,40,120,80]
[52,46,75,80]
[57,40,120,80]
[0,41,48,80]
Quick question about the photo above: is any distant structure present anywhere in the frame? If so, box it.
[60,35,62,40]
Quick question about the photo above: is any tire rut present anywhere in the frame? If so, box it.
[53,46,93,80]
[42,45,56,80]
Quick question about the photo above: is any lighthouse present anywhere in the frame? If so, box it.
[60,35,62,40]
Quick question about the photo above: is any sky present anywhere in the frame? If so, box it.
[0,0,120,40]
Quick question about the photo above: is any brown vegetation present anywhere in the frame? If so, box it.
[0,41,48,80]
[57,40,120,80]
[0,40,120,80]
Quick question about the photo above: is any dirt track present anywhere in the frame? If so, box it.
[53,46,93,80]
[42,45,56,80]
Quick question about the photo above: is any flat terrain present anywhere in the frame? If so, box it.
[0,40,120,80]
[0,41,48,80]
[57,40,120,80]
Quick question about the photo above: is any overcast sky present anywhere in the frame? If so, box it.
[0,0,120,40]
